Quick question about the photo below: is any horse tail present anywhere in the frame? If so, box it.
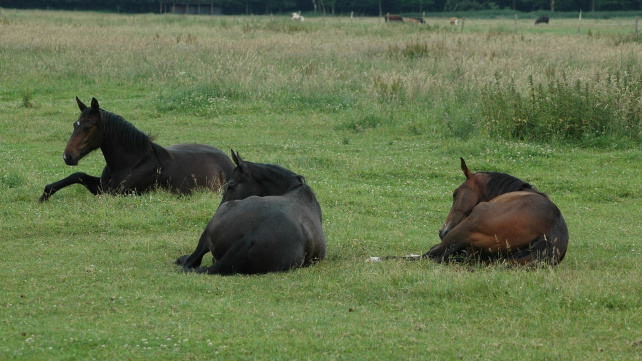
[544,214,569,264]
[205,238,252,275]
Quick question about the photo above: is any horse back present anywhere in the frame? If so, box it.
[161,144,234,192]
[208,188,326,273]
[463,192,566,258]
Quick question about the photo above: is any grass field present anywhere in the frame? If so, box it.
[1,9,641,360]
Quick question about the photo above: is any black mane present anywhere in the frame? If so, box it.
[101,110,171,161]
[482,172,545,199]
[250,162,304,191]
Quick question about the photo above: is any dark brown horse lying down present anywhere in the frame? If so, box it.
[40,97,233,201]
[425,158,568,265]
[176,151,326,275]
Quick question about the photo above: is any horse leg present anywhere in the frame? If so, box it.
[39,172,101,202]
[200,238,252,275]
[423,226,472,263]
[175,227,212,269]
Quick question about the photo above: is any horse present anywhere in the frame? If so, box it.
[175,150,326,275]
[450,17,459,25]
[425,158,568,265]
[39,97,234,201]
[535,16,549,25]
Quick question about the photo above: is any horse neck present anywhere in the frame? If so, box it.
[479,172,539,200]
[254,165,301,196]
[99,111,156,169]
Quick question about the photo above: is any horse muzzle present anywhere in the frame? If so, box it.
[63,153,78,166]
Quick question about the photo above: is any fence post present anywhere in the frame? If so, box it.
[461,17,465,32]
[636,16,639,36]
[578,10,582,35]
[514,14,518,34]
[351,11,353,25]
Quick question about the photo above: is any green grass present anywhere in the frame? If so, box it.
[1,10,641,360]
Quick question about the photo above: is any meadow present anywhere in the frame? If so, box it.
[1,9,641,360]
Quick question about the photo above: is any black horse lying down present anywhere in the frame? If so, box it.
[40,97,233,201]
[176,150,326,275]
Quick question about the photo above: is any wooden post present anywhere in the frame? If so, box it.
[578,10,582,35]
[461,17,465,32]
[350,11,353,25]
[636,16,639,36]
[514,14,518,34]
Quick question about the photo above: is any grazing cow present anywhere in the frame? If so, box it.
[385,14,404,22]
[535,16,549,24]
[450,17,459,25]
[406,17,425,24]
[292,11,304,22]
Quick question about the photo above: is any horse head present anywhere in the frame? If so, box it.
[63,97,105,166]
[220,150,302,204]
[439,158,487,239]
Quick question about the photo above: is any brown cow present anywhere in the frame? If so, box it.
[385,14,404,22]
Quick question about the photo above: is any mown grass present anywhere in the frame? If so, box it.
[1,9,641,360]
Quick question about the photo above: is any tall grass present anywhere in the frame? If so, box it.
[480,71,642,143]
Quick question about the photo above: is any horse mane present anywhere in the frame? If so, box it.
[250,162,304,190]
[246,162,306,193]
[482,172,546,199]
[101,110,171,162]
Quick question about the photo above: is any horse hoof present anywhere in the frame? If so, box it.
[181,266,196,273]
[175,255,189,265]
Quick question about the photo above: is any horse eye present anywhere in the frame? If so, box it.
[74,121,80,129]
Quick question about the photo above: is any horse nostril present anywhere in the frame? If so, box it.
[63,153,76,165]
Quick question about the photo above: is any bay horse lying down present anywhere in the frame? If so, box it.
[40,97,234,201]
[425,158,568,265]
[175,151,326,274]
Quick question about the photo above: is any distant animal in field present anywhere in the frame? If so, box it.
[535,16,549,24]
[292,11,304,21]
[175,150,326,275]
[406,17,425,24]
[450,17,459,25]
[385,14,404,22]
[39,97,234,201]
[425,158,568,265]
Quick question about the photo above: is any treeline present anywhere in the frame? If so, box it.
[3,0,641,15]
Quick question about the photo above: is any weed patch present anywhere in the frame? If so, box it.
[480,73,642,145]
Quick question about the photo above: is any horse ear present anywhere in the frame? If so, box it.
[231,150,246,169]
[76,97,87,111]
[90,97,100,113]
[231,150,240,167]
[460,157,473,179]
